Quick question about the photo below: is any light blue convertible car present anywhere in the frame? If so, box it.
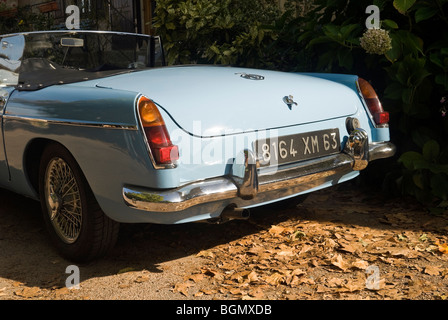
[0,30,395,261]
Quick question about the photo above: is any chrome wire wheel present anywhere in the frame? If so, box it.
[44,157,82,244]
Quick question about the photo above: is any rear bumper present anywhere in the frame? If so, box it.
[123,130,395,217]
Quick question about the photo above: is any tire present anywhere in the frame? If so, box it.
[39,143,119,262]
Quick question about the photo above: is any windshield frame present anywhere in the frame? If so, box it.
[0,30,165,91]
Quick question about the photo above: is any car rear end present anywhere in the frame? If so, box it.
[117,66,395,224]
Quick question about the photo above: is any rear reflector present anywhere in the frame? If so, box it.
[374,111,390,125]
[138,96,179,166]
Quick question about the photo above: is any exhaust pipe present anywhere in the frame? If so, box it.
[220,205,250,222]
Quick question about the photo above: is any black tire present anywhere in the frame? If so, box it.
[39,143,119,262]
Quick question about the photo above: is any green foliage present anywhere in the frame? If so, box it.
[287,0,448,210]
[287,0,448,209]
[152,0,281,66]
[0,6,54,34]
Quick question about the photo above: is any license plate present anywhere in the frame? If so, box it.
[254,128,341,167]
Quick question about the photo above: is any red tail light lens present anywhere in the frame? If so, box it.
[374,111,389,125]
[357,78,389,126]
[138,96,179,166]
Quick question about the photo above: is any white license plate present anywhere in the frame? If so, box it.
[255,128,341,167]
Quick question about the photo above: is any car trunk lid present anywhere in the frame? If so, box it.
[94,66,359,137]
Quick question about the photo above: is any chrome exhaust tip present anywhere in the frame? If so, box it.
[220,205,250,222]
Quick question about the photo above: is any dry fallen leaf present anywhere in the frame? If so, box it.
[134,275,150,283]
[230,270,250,283]
[338,242,358,254]
[351,259,369,270]
[173,282,193,297]
[269,225,285,236]
[435,242,448,254]
[196,249,215,258]
[247,271,259,283]
[229,287,242,295]
[189,273,205,283]
[341,278,365,292]
[387,247,411,257]
[200,267,221,279]
[298,244,313,255]
[327,277,344,288]
[199,289,217,295]
[53,287,70,297]
[331,254,349,272]
[276,249,295,257]
[243,286,266,300]
[264,272,284,286]
[424,266,441,276]
[14,287,41,298]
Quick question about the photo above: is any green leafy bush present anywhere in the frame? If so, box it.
[285,0,448,210]
[0,6,54,34]
[152,0,281,66]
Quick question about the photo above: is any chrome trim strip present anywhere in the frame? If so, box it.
[123,141,396,213]
[2,114,138,130]
[1,30,151,39]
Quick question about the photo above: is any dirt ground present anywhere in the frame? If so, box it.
[0,178,447,301]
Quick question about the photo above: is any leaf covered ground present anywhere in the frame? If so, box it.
[173,183,448,300]
[1,181,447,300]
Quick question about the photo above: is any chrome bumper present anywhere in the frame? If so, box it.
[123,132,395,215]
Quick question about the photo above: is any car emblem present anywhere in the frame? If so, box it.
[283,95,298,109]
[235,73,265,80]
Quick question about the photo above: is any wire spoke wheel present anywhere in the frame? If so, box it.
[39,143,119,262]
[44,157,82,244]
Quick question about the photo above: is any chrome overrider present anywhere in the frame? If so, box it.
[122,128,396,220]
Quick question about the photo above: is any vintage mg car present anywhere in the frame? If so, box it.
[0,31,395,261]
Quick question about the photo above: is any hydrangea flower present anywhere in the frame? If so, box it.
[359,28,392,55]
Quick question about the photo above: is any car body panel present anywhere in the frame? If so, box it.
[1,84,182,223]
[93,65,360,136]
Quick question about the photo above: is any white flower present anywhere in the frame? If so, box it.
[360,28,392,55]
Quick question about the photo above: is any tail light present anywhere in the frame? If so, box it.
[137,96,179,166]
[357,78,389,126]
